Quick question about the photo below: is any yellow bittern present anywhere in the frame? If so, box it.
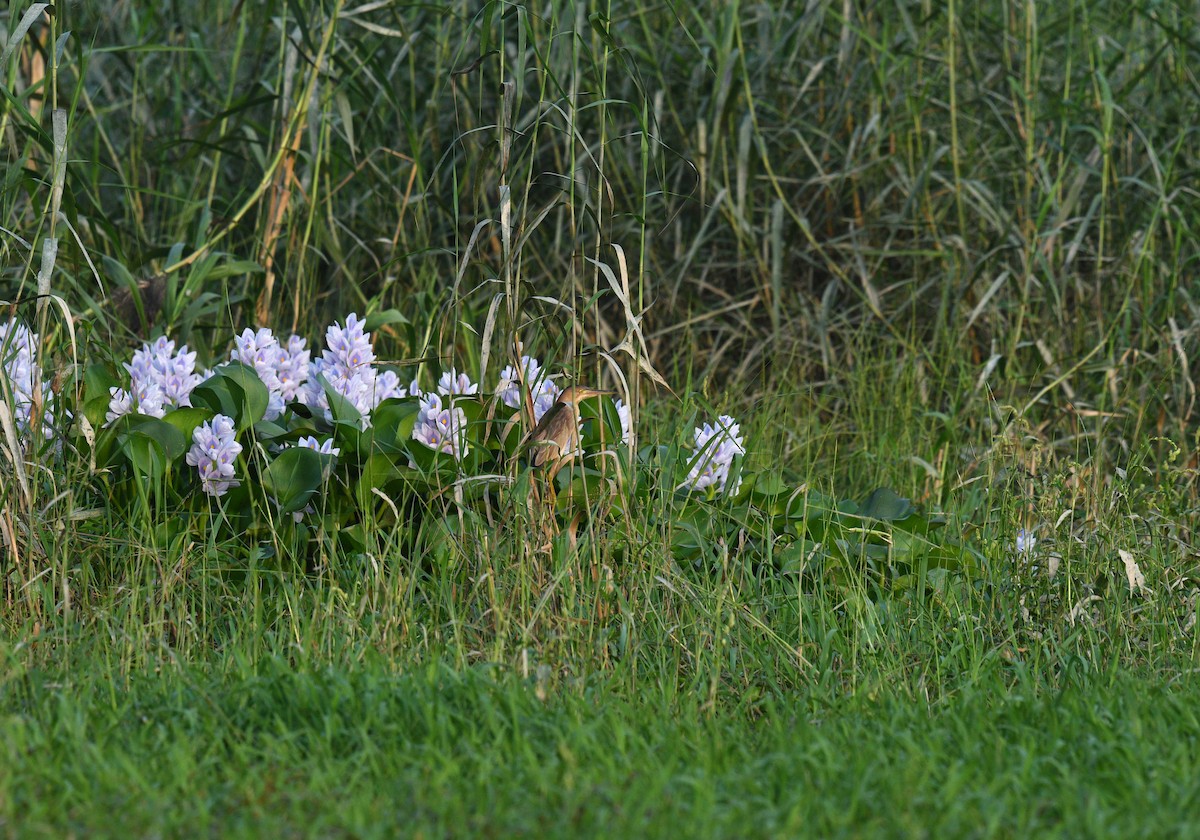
[524,385,611,473]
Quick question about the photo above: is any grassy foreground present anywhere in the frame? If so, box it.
[4,651,1200,837]
[4,0,1200,836]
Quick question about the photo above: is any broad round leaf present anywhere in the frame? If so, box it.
[161,406,213,443]
[859,487,916,522]
[191,362,269,430]
[261,447,326,515]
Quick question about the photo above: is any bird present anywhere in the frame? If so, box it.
[524,385,611,473]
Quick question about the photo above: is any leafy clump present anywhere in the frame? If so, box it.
[6,312,976,597]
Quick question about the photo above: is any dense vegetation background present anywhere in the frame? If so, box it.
[2,1,1200,835]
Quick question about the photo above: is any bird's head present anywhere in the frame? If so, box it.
[557,385,612,405]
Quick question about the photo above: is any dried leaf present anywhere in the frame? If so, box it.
[1118,549,1148,594]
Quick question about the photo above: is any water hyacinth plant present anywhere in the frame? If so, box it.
[411,392,469,459]
[68,311,972,600]
[229,328,309,421]
[497,355,562,424]
[680,415,745,496]
[0,320,58,440]
[185,413,242,496]
[105,336,203,424]
[301,313,401,426]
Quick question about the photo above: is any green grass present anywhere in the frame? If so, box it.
[3,0,1200,835]
[5,648,1200,838]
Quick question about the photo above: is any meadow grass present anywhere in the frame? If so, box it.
[3,0,1200,836]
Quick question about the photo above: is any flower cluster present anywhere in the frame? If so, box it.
[185,413,242,496]
[0,320,56,439]
[106,336,203,425]
[301,313,401,426]
[680,414,744,496]
[229,328,309,421]
[405,368,478,460]
[411,392,469,459]
[496,355,562,424]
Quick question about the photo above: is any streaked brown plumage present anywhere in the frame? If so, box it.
[525,385,610,469]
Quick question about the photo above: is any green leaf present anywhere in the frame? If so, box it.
[124,432,167,480]
[190,362,269,430]
[354,452,421,520]
[83,362,119,404]
[119,417,188,479]
[83,395,112,436]
[128,416,189,461]
[859,487,916,521]
[261,446,326,514]
[252,420,290,443]
[366,397,420,453]
[199,258,263,280]
[161,406,213,442]
[317,374,364,430]
[778,538,820,575]
[364,309,410,332]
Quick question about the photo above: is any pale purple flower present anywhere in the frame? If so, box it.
[497,356,551,408]
[407,378,423,398]
[322,312,374,375]
[0,320,56,439]
[412,392,468,460]
[266,391,286,421]
[230,328,280,376]
[273,335,310,402]
[106,379,166,423]
[185,413,242,496]
[374,369,403,403]
[1016,528,1037,554]
[301,314,401,428]
[679,414,745,496]
[496,356,563,424]
[416,391,443,425]
[106,335,202,425]
[105,388,134,423]
[229,328,310,421]
[295,435,339,457]
[437,368,478,396]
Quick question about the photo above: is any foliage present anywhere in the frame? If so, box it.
[0,1,1198,836]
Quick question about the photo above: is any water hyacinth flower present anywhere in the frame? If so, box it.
[679,414,745,496]
[277,335,311,402]
[496,355,561,423]
[185,414,242,496]
[411,392,469,459]
[1015,528,1037,555]
[496,355,545,406]
[437,368,478,396]
[295,435,339,457]
[300,313,399,426]
[106,335,203,425]
[374,369,403,403]
[229,327,310,421]
[0,320,57,439]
